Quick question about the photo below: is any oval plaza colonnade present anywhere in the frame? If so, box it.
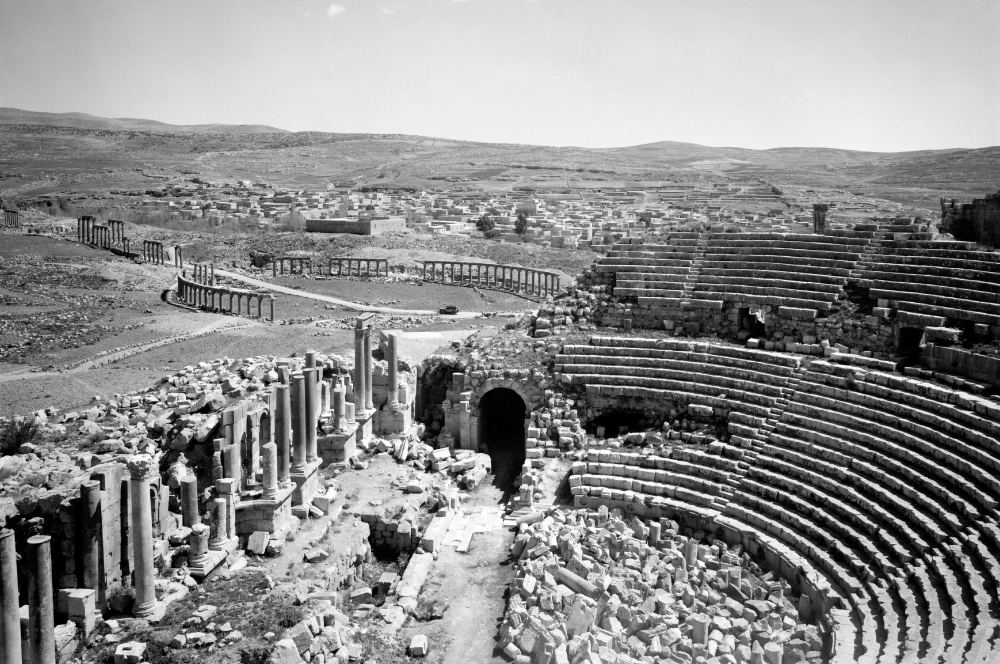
[177,273,275,321]
[328,257,389,278]
[421,261,560,298]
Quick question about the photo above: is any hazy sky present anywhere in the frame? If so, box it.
[1,0,997,151]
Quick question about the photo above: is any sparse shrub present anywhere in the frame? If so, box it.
[0,416,39,456]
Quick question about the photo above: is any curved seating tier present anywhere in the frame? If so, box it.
[861,241,1000,328]
[602,241,699,305]
[691,233,870,315]
[556,336,801,419]
[563,334,1000,662]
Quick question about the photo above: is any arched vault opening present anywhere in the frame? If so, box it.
[476,387,526,495]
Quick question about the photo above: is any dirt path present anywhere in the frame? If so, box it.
[399,476,515,664]
[214,269,483,318]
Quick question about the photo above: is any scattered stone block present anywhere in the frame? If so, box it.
[409,634,429,657]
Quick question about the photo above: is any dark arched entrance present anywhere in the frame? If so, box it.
[477,388,526,497]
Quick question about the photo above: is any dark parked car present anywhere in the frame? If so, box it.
[439,305,459,315]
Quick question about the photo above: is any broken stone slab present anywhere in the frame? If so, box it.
[267,639,303,664]
[247,531,270,555]
[409,634,429,657]
[350,586,373,603]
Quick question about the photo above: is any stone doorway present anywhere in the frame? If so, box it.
[476,388,526,496]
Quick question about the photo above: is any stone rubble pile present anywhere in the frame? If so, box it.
[500,506,825,664]
[531,287,598,338]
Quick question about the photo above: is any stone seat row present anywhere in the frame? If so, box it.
[578,337,803,369]
[754,445,935,556]
[846,371,1000,451]
[561,370,782,408]
[583,383,772,419]
[700,266,849,285]
[798,373,1000,493]
[701,260,854,279]
[559,342,801,376]
[706,244,865,262]
[770,422,962,539]
[555,354,793,389]
[740,469,909,577]
[869,253,1000,275]
[690,290,832,312]
[606,248,698,258]
[865,271,1000,296]
[693,282,839,303]
[703,249,861,270]
[570,482,720,509]
[600,255,697,266]
[581,447,743,473]
[921,552,976,662]
[575,455,738,487]
[941,541,1000,664]
[879,245,1000,264]
[791,383,1000,512]
[861,260,1000,286]
[896,300,1000,328]
[778,402,985,525]
[596,263,693,275]
[871,287,1000,316]
[698,274,844,294]
[707,232,871,246]
[573,471,726,501]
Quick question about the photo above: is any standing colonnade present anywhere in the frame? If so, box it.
[328,258,388,277]
[176,273,275,321]
[273,257,313,276]
[192,262,215,285]
[421,261,559,298]
[1,209,19,228]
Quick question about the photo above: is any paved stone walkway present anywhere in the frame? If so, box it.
[214,269,483,318]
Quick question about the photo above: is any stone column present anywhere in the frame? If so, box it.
[291,373,308,473]
[304,368,318,463]
[354,326,367,414]
[363,329,374,411]
[180,476,199,527]
[268,296,275,321]
[275,384,292,488]
[333,382,346,432]
[128,456,160,619]
[387,332,399,407]
[306,349,317,369]
[188,524,209,568]
[78,480,101,593]
[262,442,278,499]
[208,498,227,551]
[0,529,22,664]
[27,535,55,664]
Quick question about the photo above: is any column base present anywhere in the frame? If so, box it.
[132,599,166,622]
[188,540,237,581]
[290,459,322,508]
[234,485,295,536]
[355,410,374,441]
[318,422,359,463]
[376,403,411,435]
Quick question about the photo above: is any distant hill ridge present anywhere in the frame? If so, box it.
[1,107,996,177]
[0,107,288,134]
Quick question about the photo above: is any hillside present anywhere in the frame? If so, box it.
[0,107,287,134]
[0,107,996,209]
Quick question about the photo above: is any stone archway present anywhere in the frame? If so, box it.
[476,388,527,493]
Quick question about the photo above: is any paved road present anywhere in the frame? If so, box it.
[214,269,483,318]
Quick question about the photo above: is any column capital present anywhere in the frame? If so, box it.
[127,454,156,481]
